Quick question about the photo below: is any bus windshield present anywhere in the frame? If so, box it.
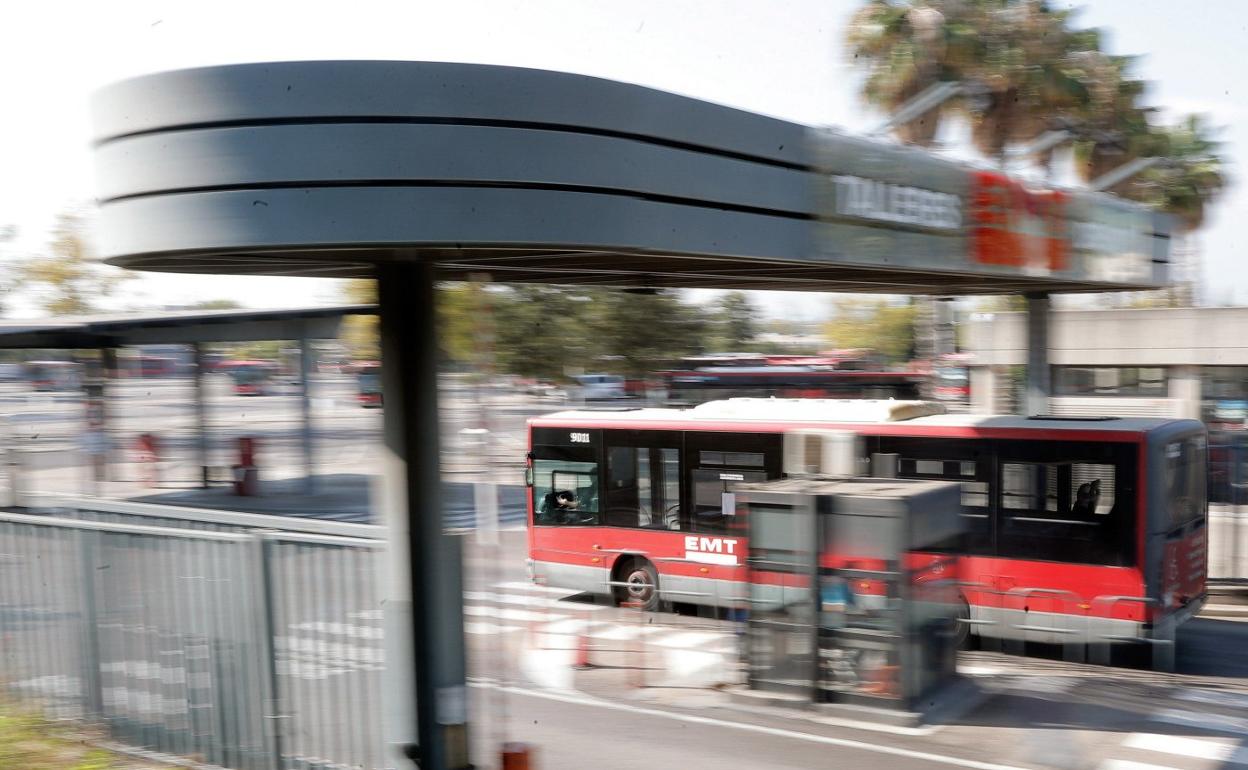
[1165,435,1207,530]
[532,450,600,526]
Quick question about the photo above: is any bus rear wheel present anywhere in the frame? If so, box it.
[615,559,660,612]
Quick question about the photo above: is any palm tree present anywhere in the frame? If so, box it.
[1100,115,1228,305]
[845,0,1102,162]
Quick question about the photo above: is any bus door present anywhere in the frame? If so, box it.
[598,429,684,561]
[680,432,783,595]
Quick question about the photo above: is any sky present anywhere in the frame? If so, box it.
[0,0,1243,320]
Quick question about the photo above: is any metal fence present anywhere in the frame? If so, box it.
[0,506,387,770]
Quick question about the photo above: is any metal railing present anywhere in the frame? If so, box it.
[0,505,387,770]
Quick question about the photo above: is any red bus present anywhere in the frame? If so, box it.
[526,399,1208,648]
[660,363,922,405]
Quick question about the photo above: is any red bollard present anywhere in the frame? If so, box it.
[232,436,259,495]
[135,433,159,487]
[501,742,534,770]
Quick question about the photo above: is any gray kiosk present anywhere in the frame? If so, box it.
[740,477,964,713]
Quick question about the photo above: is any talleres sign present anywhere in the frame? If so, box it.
[809,129,1166,287]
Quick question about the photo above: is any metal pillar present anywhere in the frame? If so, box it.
[193,343,209,488]
[377,261,469,770]
[100,347,118,482]
[1024,293,1051,416]
[299,334,315,494]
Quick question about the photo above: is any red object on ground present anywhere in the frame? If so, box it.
[233,437,259,495]
[500,743,533,770]
[135,433,159,487]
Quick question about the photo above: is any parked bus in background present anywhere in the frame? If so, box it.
[23,360,81,391]
[225,360,276,396]
[357,364,382,408]
[132,355,178,378]
[526,398,1207,652]
[931,353,973,403]
[659,353,921,405]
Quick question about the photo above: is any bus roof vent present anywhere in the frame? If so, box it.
[689,398,945,423]
[1025,414,1121,421]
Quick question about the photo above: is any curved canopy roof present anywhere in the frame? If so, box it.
[91,61,1169,294]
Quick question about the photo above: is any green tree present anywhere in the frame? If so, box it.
[339,278,379,360]
[492,285,594,380]
[18,211,132,315]
[706,291,759,352]
[823,299,916,363]
[583,289,708,376]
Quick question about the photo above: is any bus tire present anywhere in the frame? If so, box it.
[615,558,661,613]
[955,595,975,650]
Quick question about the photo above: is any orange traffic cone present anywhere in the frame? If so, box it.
[573,612,594,670]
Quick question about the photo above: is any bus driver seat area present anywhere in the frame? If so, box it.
[540,490,593,525]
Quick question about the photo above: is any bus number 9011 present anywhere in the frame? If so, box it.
[569,432,590,444]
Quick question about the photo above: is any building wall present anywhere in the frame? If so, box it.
[963,306,1248,419]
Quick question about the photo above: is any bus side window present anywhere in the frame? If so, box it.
[691,468,765,534]
[884,438,992,556]
[996,450,1132,566]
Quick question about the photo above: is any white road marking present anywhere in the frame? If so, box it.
[470,682,1024,770]
[959,665,1004,676]
[1121,733,1240,762]
[464,621,520,635]
[463,590,606,611]
[1175,688,1248,711]
[1098,761,1183,770]
[463,606,565,623]
[1151,708,1248,735]
[493,581,584,596]
[650,631,726,649]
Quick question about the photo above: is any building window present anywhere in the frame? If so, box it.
[1053,367,1167,397]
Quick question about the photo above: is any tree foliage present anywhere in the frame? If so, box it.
[705,291,760,352]
[18,211,132,316]
[823,299,916,363]
[340,280,737,378]
[844,0,1227,225]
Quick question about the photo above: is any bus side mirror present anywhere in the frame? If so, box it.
[525,466,534,487]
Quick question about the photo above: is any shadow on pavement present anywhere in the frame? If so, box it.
[128,473,527,527]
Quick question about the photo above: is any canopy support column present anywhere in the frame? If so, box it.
[193,343,209,488]
[377,260,469,770]
[299,333,315,494]
[1025,292,1052,416]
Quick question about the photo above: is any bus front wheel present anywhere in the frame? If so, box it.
[616,559,660,612]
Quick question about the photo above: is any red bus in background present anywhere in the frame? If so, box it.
[931,354,974,403]
[23,360,81,391]
[356,364,382,408]
[526,398,1207,650]
[133,355,178,378]
[223,360,277,396]
[659,353,921,405]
